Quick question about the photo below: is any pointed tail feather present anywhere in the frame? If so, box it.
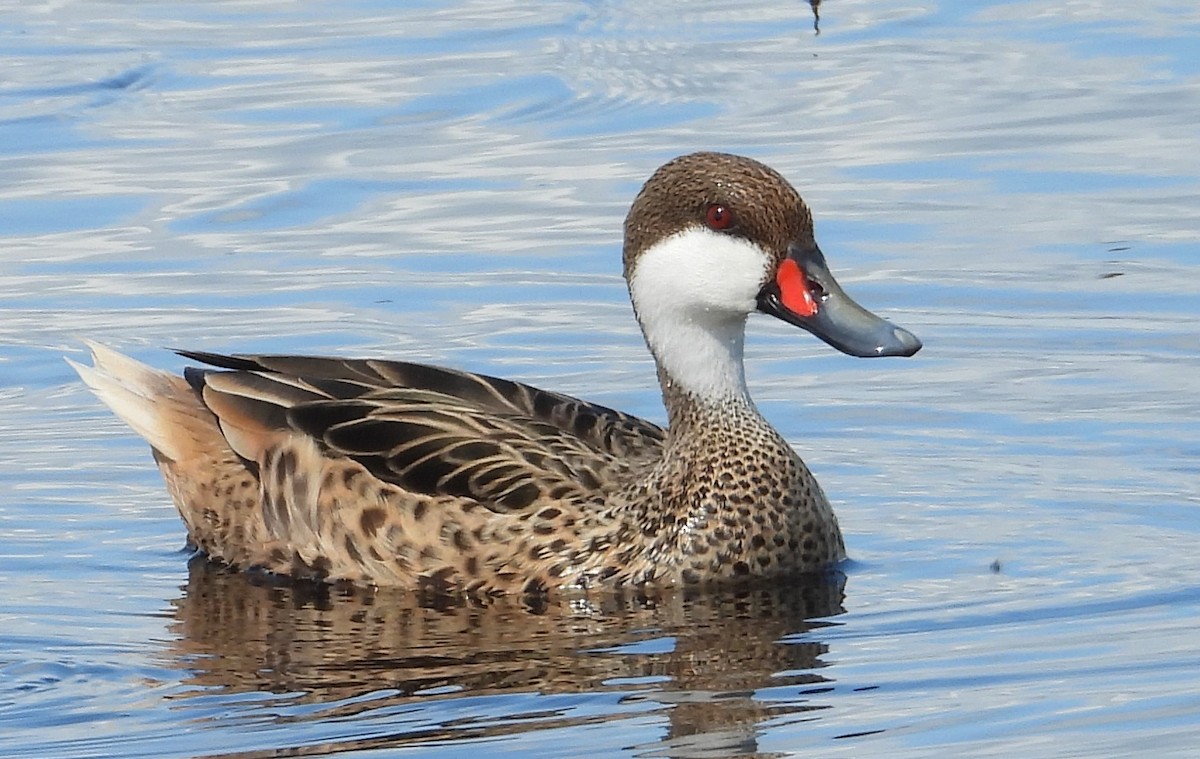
[67,342,214,463]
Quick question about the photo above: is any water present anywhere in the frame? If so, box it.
[2,0,1199,756]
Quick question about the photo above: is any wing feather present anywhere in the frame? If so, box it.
[180,352,665,514]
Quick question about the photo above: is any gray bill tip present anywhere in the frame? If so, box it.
[880,324,922,357]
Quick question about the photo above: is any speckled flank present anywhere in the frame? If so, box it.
[71,152,916,593]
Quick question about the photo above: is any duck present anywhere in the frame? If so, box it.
[69,152,921,594]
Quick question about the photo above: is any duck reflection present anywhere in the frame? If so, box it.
[166,558,846,757]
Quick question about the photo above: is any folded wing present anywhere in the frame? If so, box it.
[180,351,665,513]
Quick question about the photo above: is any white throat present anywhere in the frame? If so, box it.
[628,227,772,403]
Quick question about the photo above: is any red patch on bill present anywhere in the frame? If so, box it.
[777,258,817,316]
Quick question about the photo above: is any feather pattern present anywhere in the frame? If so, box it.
[180,351,664,513]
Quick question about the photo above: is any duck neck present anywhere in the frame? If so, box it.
[625,226,775,432]
[637,306,758,431]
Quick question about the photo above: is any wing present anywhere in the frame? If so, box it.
[178,351,665,512]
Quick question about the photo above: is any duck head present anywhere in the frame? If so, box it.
[622,152,920,393]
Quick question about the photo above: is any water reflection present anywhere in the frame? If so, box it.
[168,559,846,757]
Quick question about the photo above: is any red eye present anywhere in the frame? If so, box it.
[705,203,734,231]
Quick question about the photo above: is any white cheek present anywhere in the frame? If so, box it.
[627,227,773,401]
[629,227,771,319]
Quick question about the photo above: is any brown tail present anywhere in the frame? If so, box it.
[67,341,219,463]
[69,342,284,566]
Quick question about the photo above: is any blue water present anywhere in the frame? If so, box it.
[2,1,1199,757]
